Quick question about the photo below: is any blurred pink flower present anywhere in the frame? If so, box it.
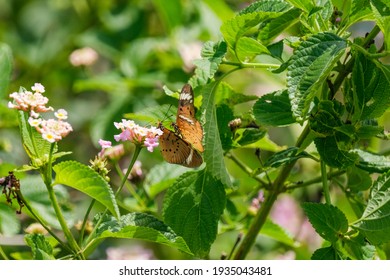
[69,47,98,67]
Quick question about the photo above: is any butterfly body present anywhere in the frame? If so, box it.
[175,84,204,152]
[158,84,204,167]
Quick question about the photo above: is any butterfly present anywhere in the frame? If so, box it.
[158,84,204,167]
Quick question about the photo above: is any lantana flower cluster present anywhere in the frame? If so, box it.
[114,119,163,152]
[8,83,73,143]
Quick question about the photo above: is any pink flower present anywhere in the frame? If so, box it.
[114,119,162,152]
[69,47,98,67]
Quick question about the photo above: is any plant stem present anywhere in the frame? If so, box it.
[226,152,269,186]
[321,160,331,204]
[0,246,8,260]
[222,60,280,69]
[42,144,83,259]
[287,170,345,190]
[16,188,72,253]
[233,125,311,259]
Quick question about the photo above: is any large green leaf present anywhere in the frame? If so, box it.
[0,43,13,99]
[163,170,226,257]
[287,32,347,122]
[302,202,348,243]
[253,89,295,126]
[53,161,120,219]
[201,82,231,187]
[94,212,192,255]
[351,53,390,121]
[236,37,270,61]
[353,171,390,244]
[0,203,20,235]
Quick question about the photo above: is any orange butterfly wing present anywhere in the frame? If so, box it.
[158,123,203,168]
[175,84,204,153]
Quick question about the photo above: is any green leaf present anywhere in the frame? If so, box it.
[287,32,347,122]
[258,8,301,44]
[144,163,188,199]
[220,11,279,59]
[262,219,299,247]
[93,212,192,255]
[311,246,341,260]
[0,43,13,99]
[163,169,226,257]
[351,53,390,121]
[264,147,315,168]
[314,136,358,169]
[236,37,270,61]
[353,149,390,173]
[253,89,295,126]
[190,41,227,87]
[53,161,120,219]
[370,0,390,48]
[25,234,55,260]
[302,202,348,242]
[201,82,232,187]
[353,171,390,244]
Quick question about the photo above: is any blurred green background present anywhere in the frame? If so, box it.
[1,0,389,259]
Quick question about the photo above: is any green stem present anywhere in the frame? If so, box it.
[222,60,280,69]
[42,144,83,259]
[226,152,268,187]
[16,188,72,252]
[0,246,8,260]
[82,145,143,253]
[114,162,145,208]
[287,170,345,190]
[78,200,96,245]
[321,160,331,205]
[233,125,311,260]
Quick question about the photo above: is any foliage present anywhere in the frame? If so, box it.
[1,0,390,260]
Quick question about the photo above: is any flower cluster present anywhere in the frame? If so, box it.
[8,83,73,143]
[8,83,53,117]
[114,119,163,152]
